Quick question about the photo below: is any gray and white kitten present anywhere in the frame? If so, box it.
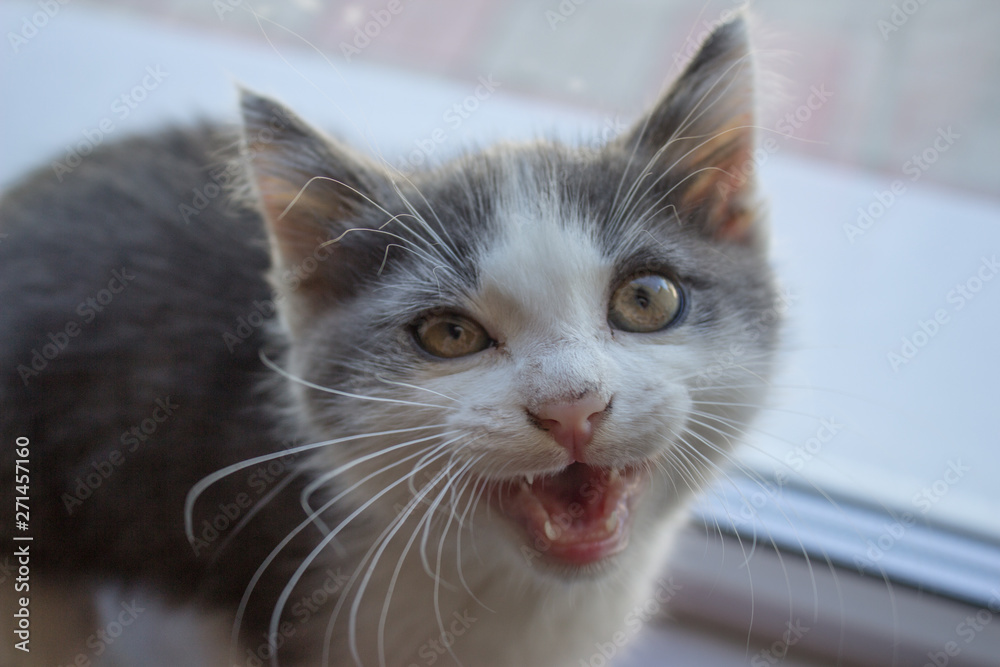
[0,15,777,667]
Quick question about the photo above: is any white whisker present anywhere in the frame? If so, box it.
[259,350,457,411]
[184,424,448,545]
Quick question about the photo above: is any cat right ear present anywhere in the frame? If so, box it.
[238,90,382,307]
[618,14,761,245]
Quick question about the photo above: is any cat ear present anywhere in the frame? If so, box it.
[620,14,759,244]
[238,90,383,307]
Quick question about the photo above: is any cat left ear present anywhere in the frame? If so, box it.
[238,90,383,300]
[620,14,759,244]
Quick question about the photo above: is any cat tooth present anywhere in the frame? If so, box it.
[525,473,535,485]
[608,467,622,483]
[604,510,619,533]
[543,520,558,541]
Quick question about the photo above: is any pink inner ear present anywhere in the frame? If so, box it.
[711,199,756,243]
[676,113,759,243]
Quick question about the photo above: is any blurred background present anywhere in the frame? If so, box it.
[72,0,1000,198]
[3,1,999,665]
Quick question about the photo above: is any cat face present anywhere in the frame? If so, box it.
[240,16,778,578]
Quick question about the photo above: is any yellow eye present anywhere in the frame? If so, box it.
[609,274,683,333]
[414,313,492,358]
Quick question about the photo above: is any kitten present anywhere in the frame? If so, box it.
[0,14,778,667]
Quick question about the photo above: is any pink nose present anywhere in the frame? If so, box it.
[532,394,608,462]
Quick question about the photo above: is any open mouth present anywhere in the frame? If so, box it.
[499,462,648,566]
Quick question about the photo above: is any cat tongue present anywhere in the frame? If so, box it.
[506,462,643,565]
